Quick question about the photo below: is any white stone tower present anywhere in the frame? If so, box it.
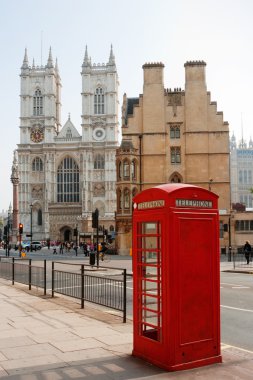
[80,45,119,228]
[18,47,61,239]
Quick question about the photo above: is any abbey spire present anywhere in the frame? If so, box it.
[108,44,115,66]
[46,46,54,68]
[21,48,29,69]
[82,45,90,68]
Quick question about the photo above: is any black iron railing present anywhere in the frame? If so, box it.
[0,257,47,294]
[52,262,127,322]
[232,250,253,270]
[0,257,127,322]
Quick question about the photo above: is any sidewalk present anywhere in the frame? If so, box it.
[220,258,253,274]
[0,261,253,379]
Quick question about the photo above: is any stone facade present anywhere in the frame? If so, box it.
[116,61,230,255]
[230,211,253,248]
[15,46,119,243]
[230,134,253,207]
[229,135,253,249]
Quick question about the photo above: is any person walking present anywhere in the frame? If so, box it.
[59,242,64,254]
[244,240,252,265]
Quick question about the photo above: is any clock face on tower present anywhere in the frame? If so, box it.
[30,126,44,143]
[93,127,105,141]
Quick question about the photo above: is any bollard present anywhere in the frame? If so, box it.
[89,252,95,266]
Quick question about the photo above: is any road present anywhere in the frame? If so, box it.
[221,271,253,352]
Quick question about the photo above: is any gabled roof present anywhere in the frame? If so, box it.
[57,118,81,139]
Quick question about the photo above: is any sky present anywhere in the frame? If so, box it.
[0,0,253,212]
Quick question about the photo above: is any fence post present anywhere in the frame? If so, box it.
[228,246,232,262]
[123,269,127,323]
[52,261,54,298]
[81,264,84,309]
[12,257,15,285]
[44,260,46,296]
[29,259,32,290]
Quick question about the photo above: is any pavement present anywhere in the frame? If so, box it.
[0,257,253,379]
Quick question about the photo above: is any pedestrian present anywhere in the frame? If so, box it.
[244,240,251,265]
[59,242,64,254]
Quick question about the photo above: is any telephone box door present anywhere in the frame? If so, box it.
[172,210,220,365]
[133,212,168,363]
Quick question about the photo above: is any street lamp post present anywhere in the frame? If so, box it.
[228,217,232,262]
[30,204,33,252]
[74,225,78,256]
[5,223,8,257]
[7,211,9,257]
[7,204,12,257]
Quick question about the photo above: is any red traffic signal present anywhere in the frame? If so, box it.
[19,223,23,234]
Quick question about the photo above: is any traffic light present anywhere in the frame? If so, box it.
[19,223,23,234]
[73,228,78,236]
[92,208,99,228]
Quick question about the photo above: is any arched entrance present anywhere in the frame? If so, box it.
[64,229,71,242]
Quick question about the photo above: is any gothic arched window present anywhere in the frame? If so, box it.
[117,189,122,211]
[32,157,43,171]
[169,172,183,183]
[123,159,130,179]
[124,188,130,209]
[131,160,137,180]
[37,209,42,225]
[170,174,181,183]
[94,154,105,169]
[57,156,79,202]
[94,87,105,114]
[33,89,43,116]
[117,161,122,180]
[132,187,138,197]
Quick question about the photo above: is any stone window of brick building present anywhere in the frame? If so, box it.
[235,220,253,231]
[170,125,180,139]
[170,147,181,164]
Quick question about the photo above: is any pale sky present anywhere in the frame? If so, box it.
[1,0,253,211]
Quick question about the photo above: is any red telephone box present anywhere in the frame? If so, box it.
[132,183,222,371]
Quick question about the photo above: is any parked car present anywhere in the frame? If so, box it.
[21,241,30,249]
[31,241,42,250]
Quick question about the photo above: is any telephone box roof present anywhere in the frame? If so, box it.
[133,183,218,208]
